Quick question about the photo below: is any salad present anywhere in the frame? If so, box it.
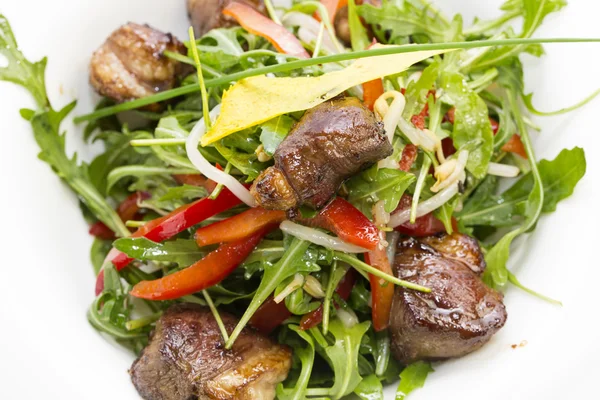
[1,0,597,398]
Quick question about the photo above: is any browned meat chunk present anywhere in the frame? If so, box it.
[251,97,392,211]
[131,303,292,400]
[334,6,351,45]
[90,23,186,104]
[420,232,486,274]
[390,235,507,364]
[187,0,266,37]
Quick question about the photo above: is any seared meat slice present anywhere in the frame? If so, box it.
[90,23,186,104]
[334,6,351,45]
[131,303,292,400]
[187,0,266,37]
[420,232,486,274]
[390,236,507,364]
[251,97,392,211]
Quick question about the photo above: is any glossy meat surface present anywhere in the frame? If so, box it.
[90,23,186,104]
[420,232,486,274]
[187,0,265,37]
[130,303,292,400]
[390,235,506,364]
[251,97,391,211]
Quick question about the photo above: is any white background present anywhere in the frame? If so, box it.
[0,0,598,399]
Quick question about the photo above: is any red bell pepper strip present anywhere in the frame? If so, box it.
[95,188,243,295]
[364,247,394,331]
[314,0,341,23]
[89,221,116,240]
[362,78,384,111]
[223,2,310,59]
[130,229,268,301]
[300,269,357,330]
[306,198,380,250]
[501,133,527,159]
[393,195,456,237]
[196,207,285,247]
[249,296,292,334]
[399,143,418,172]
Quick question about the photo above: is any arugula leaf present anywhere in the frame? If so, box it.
[348,0,370,51]
[354,374,384,400]
[319,319,372,399]
[277,326,316,400]
[482,91,544,287]
[396,361,434,400]
[113,238,206,267]
[358,3,450,44]
[403,61,440,119]
[347,167,416,217]
[91,238,112,275]
[439,72,493,178]
[1,16,129,237]
[158,184,208,202]
[458,148,586,228]
[106,165,197,193]
[260,115,294,156]
[226,238,318,348]
[0,15,47,107]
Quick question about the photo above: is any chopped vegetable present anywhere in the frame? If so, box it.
[130,229,268,300]
[223,2,310,59]
[195,207,286,246]
[364,247,394,331]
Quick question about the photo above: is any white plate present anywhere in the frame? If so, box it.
[0,1,598,399]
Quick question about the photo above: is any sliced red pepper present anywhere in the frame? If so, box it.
[173,174,218,193]
[300,269,357,330]
[89,221,116,240]
[223,2,310,59]
[393,195,456,237]
[410,102,429,130]
[314,0,341,23]
[249,296,292,334]
[364,247,394,331]
[130,228,267,301]
[306,198,380,250]
[196,207,286,247]
[399,143,418,172]
[501,134,527,159]
[362,78,384,111]
[95,188,243,295]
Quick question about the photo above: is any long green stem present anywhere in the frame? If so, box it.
[264,0,282,24]
[333,252,430,292]
[189,28,211,130]
[130,138,187,147]
[411,157,432,223]
[74,37,600,123]
[202,290,230,342]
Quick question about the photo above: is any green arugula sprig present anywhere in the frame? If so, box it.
[0,15,129,237]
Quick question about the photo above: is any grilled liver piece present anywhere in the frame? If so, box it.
[251,97,392,211]
[90,23,186,104]
[130,303,292,400]
[187,0,266,37]
[390,234,507,364]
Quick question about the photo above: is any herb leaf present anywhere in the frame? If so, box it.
[439,72,493,178]
[348,167,416,217]
[226,238,318,348]
[277,326,316,400]
[395,361,434,400]
[260,115,294,156]
[113,238,206,267]
[0,15,47,107]
[354,374,384,400]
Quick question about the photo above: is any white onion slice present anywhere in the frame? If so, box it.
[337,307,359,328]
[431,150,468,193]
[185,105,257,207]
[385,231,400,265]
[274,273,304,303]
[283,12,338,54]
[280,221,369,253]
[388,183,460,228]
[487,162,520,177]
